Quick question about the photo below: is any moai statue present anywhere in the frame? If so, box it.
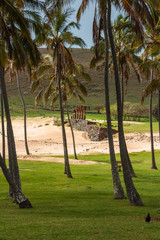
[75,106,79,119]
[83,106,86,119]
[72,109,76,119]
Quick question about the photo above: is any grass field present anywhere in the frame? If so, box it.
[0,152,160,240]
[2,47,160,239]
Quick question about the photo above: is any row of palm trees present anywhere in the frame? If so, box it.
[0,0,91,206]
[90,5,160,170]
[77,0,160,206]
[0,0,160,208]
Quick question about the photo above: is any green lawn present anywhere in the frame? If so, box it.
[0,153,160,240]
[123,121,159,133]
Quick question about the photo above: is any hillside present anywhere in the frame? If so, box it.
[5,48,158,116]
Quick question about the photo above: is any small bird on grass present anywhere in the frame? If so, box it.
[145,213,151,223]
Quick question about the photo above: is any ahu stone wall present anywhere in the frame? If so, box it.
[70,119,117,141]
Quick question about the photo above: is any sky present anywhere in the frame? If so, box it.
[68,1,119,48]
[39,1,120,49]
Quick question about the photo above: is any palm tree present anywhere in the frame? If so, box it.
[103,5,125,199]
[77,1,126,199]
[77,0,154,205]
[107,0,143,206]
[6,61,30,155]
[106,0,159,204]
[90,14,143,115]
[112,15,143,113]
[90,14,145,177]
[0,0,42,207]
[5,0,42,157]
[107,0,159,205]
[0,43,6,161]
[140,7,160,169]
[1,92,5,161]
[42,3,86,177]
[31,54,91,161]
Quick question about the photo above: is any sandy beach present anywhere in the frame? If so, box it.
[1,117,159,164]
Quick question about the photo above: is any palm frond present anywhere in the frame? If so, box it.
[142,78,160,103]
[76,0,90,22]
[35,89,44,106]
[77,94,86,104]
[50,94,59,109]
[148,0,160,10]
[30,80,40,93]
[44,81,53,104]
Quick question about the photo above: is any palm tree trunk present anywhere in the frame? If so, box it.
[65,103,78,160]
[1,93,5,161]
[16,71,30,155]
[108,2,136,178]
[0,63,32,207]
[57,52,72,178]
[107,0,143,206]
[158,89,160,143]
[103,6,125,199]
[150,92,157,169]
[121,64,124,115]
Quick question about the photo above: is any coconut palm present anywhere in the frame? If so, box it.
[0,39,6,162]
[140,8,160,169]
[60,64,91,160]
[141,59,159,170]
[107,0,145,205]
[107,0,160,204]
[77,1,126,199]
[5,3,42,156]
[6,60,30,155]
[31,54,91,160]
[103,5,126,199]
[41,3,86,177]
[1,93,5,161]
[112,15,143,113]
[90,14,143,117]
[0,0,42,207]
[77,0,156,205]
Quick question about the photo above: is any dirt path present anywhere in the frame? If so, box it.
[19,155,105,165]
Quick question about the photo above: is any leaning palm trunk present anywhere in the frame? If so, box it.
[16,71,30,155]
[107,0,143,206]
[120,60,136,177]
[0,63,32,207]
[0,154,32,208]
[57,52,72,178]
[103,8,125,199]
[65,103,78,160]
[1,93,5,161]
[124,140,136,177]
